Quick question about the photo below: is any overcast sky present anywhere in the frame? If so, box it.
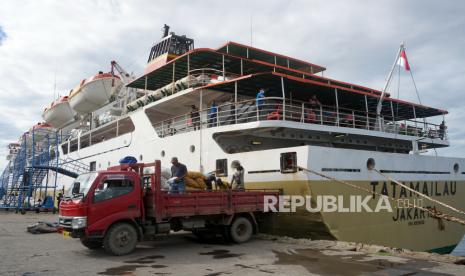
[0,0,464,170]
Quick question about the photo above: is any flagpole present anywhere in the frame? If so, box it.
[376,43,403,130]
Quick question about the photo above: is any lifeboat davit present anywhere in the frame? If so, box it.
[42,96,76,129]
[68,72,122,114]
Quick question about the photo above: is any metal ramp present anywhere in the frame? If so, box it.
[0,128,89,213]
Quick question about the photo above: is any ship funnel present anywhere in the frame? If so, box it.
[163,24,170,38]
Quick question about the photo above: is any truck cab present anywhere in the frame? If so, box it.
[59,161,279,255]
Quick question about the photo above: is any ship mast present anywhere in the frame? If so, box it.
[376,43,404,130]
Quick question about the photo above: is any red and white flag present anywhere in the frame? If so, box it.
[397,49,410,71]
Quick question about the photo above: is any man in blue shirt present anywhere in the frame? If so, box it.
[169,157,187,193]
[256,88,265,118]
[208,101,218,127]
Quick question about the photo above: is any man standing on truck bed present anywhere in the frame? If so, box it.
[169,157,187,193]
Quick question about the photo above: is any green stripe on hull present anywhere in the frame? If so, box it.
[428,244,457,254]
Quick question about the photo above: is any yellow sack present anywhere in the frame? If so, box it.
[194,178,207,189]
[184,177,199,188]
[187,171,205,179]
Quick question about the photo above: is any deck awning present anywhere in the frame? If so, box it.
[197,72,447,120]
[217,41,325,74]
[128,48,387,98]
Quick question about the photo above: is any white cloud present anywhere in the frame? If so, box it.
[0,0,464,170]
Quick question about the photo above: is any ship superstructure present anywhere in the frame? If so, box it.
[1,26,464,253]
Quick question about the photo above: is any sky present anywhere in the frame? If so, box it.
[0,0,464,170]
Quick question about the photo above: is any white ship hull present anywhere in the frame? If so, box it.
[58,107,465,253]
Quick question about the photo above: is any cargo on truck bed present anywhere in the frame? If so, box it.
[59,160,279,255]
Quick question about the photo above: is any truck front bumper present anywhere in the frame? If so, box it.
[59,216,87,238]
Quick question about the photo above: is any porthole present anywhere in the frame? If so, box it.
[190,145,195,153]
[139,154,143,161]
[107,161,111,167]
[453,163,459,173]
[366,158,376,170]
[161,150,165,157]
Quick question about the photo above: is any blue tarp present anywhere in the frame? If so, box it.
[119,156,138,164]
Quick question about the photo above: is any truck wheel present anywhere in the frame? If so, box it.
[103,223,138,256]
[229,217,253,243]
[80,237,103,250]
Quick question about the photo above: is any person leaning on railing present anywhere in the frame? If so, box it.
[190,105,200,130]
[256,88,266,118]
[439,120,446,140]
[208,101,218,128]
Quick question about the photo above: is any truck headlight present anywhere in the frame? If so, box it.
[71,217,87,229]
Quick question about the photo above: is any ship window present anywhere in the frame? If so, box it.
[80,134,90,149]
[118,117,135,135]
[82,117,135,147]
[366,158,376,170]
[70,139,78,153]
[216,159,228,177]
[190,145,195,153]
[161,150,165,157]
[280,152,297,173]
[89,161,96,172]
[453,163,459,173]
[61,143,68,155]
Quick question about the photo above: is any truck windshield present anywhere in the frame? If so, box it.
[67,172,98,198]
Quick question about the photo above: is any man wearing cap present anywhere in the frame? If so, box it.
[169,157,187,193]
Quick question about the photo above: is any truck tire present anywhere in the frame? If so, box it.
[80,237,103,250]
[229,217,253,243]
[103,223,138,256]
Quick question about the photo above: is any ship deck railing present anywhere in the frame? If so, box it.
[152,97,447,141]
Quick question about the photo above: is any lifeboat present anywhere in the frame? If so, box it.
[68,72,122,114]
[42,96,76,129]
[27,122,54,143]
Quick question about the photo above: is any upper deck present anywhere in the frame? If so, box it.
[59,38,449,155]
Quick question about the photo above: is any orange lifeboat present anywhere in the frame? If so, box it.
[42,96,76,129]
[68,72,122,114]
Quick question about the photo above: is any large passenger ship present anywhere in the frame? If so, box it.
[4,26,465,253]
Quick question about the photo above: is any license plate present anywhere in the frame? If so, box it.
[62,230,71,238]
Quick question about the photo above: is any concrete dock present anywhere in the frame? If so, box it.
[0,212,464,275]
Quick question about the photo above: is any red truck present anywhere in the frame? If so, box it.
[59,160,279,255]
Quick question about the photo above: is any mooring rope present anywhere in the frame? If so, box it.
[298,166,465,226]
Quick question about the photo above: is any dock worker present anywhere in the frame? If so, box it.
[230,160,245,190]
[168,157,187,193]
